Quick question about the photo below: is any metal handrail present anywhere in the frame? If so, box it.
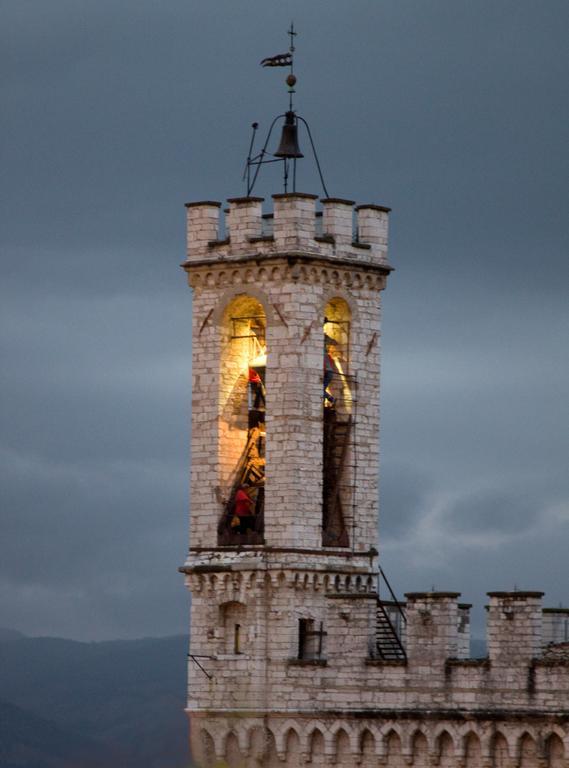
[375,601,407,661]
[378,565,407,626]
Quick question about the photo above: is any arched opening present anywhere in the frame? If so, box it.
[255,729,279,768]
[492,733,510,768]
[193,728,215,768]
[308,729,325,763]
[322,297,353,548]
[360,729,375,761]
[411,731,429,768]
[284,729,301,762]
[437,731,454,766]
[463,732,481,766]
[225,732,244,768]
[519,733,538,767]
[384,731,402,767]
[323,297,352,409]
[218,294,267,545]
[545,733,565,767]
[335,729,352,765]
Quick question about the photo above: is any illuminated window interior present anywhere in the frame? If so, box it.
[322,297,352,548]
[218,295,266,546]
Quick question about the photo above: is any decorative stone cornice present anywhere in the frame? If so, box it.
[183,256,389,292]
[181,567,377,599]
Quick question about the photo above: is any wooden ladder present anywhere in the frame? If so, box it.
[322,411,351,547]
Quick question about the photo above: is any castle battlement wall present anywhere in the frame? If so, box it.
[183,573,569,713]
[185,573,569,765]
[184,194,391,269]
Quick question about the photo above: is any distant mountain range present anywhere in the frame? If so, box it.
[0,630,190,768]
[470,637,487,658]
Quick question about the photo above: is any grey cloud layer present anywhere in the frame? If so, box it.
[1,0,568,639]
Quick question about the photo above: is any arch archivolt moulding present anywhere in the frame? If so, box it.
[210,284,275,327]
[432,723,460,752]
[274,720,302,756]
[186,260,387,294]
[543,724,569,753]
[321,285,360,323]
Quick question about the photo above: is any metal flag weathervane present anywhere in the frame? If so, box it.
[244,24,329,197]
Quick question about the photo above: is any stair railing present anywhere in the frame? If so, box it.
[375,566,407,661]
[378,565,407,629]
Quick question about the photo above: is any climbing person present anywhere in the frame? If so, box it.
[248,367,266,410]
[233,484,255,534]
[323,342,339,406]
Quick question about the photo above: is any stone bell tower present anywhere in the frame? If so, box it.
[179,39,569,768]
[180,192,392,765]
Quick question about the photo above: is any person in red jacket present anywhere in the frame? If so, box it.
[248,367,266,409]
[234,484,255,533]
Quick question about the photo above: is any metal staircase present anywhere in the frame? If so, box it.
[375,567,407,661]
[375,601,406,660]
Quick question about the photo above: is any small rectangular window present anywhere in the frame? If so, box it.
[234,623,241,654]
[298,619,325,660]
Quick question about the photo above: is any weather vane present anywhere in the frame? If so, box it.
[244,24,329,197]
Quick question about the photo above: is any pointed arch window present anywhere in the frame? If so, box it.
[218,295,267,545]
[322,297,353,547]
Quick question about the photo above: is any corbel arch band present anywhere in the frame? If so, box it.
[212,285,277,327]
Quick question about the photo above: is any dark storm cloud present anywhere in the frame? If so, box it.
[380,474,569,637]
[1,0,568,639]
[442,490,538,535]
[379,461,433,539]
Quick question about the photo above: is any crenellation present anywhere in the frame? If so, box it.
[183,194,393,269]
[226,196,264,245]
[321,198,355,246]
[487,592,545,663]
[185,200,222,256]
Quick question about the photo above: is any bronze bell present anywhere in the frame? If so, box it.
[275,111,303,159]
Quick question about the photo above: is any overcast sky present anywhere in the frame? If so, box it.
[1,0,568,642]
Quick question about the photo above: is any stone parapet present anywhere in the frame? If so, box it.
[321,198,355,246]
[226,196,264,245]
[185,200,222,257]
[405,592,461,662]
[183,193,392,269]
[184,570,569,720]
[487,591,544,663]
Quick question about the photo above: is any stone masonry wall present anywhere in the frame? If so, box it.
[183,572,569,767]
[183,194,389,552]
